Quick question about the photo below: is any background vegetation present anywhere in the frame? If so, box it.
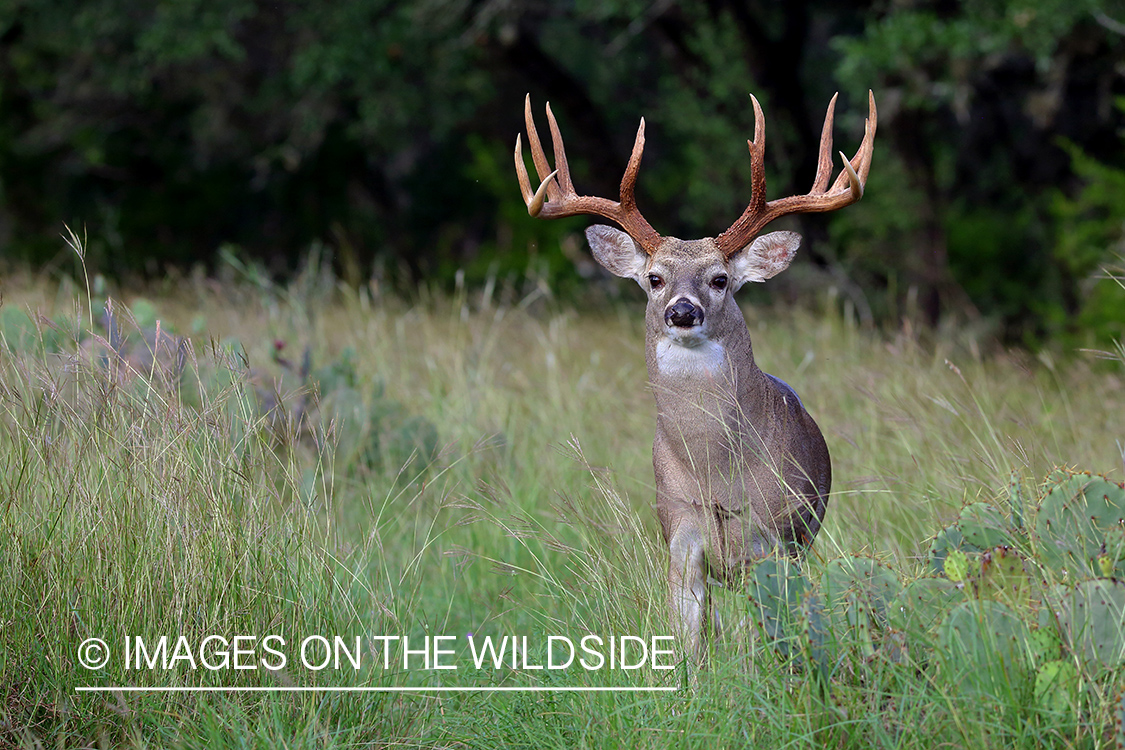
[0,259,1123,748]
[1,0,1124,345]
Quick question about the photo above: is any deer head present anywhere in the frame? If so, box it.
[514,92,876,350]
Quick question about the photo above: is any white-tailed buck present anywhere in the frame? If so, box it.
[514,91,876,660]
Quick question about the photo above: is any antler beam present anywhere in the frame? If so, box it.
[514,95,663,254]
[715,90,878,258]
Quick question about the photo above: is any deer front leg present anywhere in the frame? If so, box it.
[667,516,708,664]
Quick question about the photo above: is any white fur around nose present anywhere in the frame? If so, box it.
[655,338,726,378]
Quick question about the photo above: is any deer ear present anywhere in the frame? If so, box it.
[586,225,648,283]
[729,231,801,290]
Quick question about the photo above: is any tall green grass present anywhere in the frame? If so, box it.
[1,261,1122,748]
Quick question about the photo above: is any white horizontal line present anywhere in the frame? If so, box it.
[76,686,678,693]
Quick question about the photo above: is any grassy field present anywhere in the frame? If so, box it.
[1,259,1123,748]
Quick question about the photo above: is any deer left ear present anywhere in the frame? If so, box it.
[728,231,802,291]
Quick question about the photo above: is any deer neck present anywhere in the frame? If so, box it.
[645,309,772,433]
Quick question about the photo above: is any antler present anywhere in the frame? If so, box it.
[715,90,877,258]
[514,94,663,254]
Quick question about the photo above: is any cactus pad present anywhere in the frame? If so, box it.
[1035,471,1125,577]
[929,523,967,575]
[1027,625,1062,666]
[958,501,1015,551]
[977,546,1031,607]
[938,599,1031,697]
[800,591,832,681]
[888,577,965,639]
[1007,470,1025,530]
[1034,659,1078,716]
[745,556,809,648]
[1104,524,1125,579]
[944,549,970,583]
[1052,578,1125,672]
[823,555,902,629]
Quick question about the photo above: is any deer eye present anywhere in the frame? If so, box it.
[711,275,728,291]
[648,274,664,291]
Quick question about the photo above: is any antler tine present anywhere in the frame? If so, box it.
[522,96,551,187]
[619,118,646,211]
[514,132,557,217]
[748,94,767,216]
[545,102,573,197]
[828,89,878,195]
[810,93,838,194]
[860,89,878,181]
[514,134,532,204]
[715,90,878,258]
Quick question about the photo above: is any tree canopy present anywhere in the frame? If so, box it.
[1,0,1123,344]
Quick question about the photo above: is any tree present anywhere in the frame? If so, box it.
[1,0,1122,345]
[835,0,1125,337]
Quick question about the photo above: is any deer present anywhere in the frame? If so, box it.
[514,90,876,662]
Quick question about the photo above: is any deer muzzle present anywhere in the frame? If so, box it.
[665,298,704,328]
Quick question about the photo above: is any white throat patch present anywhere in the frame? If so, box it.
[655,338,726,378]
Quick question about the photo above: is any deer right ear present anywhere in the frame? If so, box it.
[729,231,802,290]
[586,225,649,283]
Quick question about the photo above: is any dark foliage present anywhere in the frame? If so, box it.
[0,0,1123,343]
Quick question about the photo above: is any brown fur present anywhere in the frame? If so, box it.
[588,229,830,661]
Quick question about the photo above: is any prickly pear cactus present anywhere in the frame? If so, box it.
[800,591,831,682]
[1047,578,1125,672]
[822,555,901,627]
[977,546,1032,607]
[1104,525,1125,579]
[888,577,965,648]
[1100,554,1117,579]
[1035,471,1125,577]
[1027,625,1062,665]
[958,502,1016,551]
[740,466,1123,711]
[819,556,902,661]
[886,575,967,656]
[1034,659,1078,716]
[745,557,810,648]
[939,599,1031,697]
[928,499,1024,577]
[944,549,970,583]
[1007,470,1025,530]
[929,523,967,575]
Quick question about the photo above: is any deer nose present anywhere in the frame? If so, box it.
[665,298,703,328]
